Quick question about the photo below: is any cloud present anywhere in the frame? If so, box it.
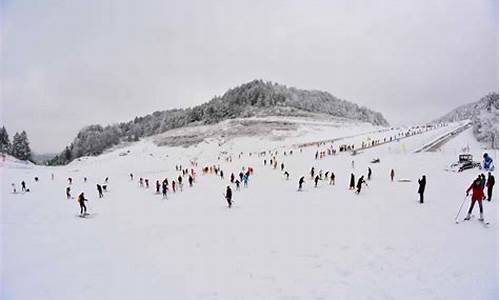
[1,0,498,152]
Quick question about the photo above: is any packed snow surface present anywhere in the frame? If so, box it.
[1,119,498,300]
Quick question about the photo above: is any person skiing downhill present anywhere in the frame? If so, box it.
[390,169,395,182]
[97,184,103,198]
[77,192,88,217]
[356,176,367,194]
[349,174,355,190]
[225,186,233,208]
[298,176,305,191]
[418,175,426,203]
[486,172,495,201]
[464,178,486,221]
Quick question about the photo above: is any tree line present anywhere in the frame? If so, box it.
[0,126,32,161]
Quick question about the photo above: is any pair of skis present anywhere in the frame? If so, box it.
[454,196,490,226]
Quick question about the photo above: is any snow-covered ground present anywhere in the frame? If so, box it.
[1,120,498,300]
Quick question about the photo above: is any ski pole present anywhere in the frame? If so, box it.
[455,195,469,224]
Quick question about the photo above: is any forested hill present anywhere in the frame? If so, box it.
[434,93,499,148]
[49,80,389,165]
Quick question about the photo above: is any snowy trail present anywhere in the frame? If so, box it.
[1,123,498,300]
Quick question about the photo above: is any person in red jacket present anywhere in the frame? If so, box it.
[464,177,486,221]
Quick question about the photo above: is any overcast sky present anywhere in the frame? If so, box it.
[1,0,498,153]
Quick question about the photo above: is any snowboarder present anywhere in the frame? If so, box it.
[465,178,486,221]
[314,175,320,188]
[77,192,88,217]
[349,174,355,190]
[367,167,372,180]
[418,175,426,204]
[298,176,305,191]
[390,169,395,182]
[225,186,233,208]
[356,176,367,194]
[486,172,495,201]
[66,187,71,199]
[97,184,103,198]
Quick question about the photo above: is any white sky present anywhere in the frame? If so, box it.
[1,0,498,153]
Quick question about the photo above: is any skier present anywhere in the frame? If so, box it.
[21,181,26,192]
[298,176,305,191]
[225,186,233,208]
[188,175,194,187]
[231,173,235,183]
[356,176,367,194]
[172,180,176,193]
[105,177,109,183]
[486,172,495,201]
[12,183,16,193]
[34,177,39,182]
[464,178,486,221]
[314,175,320,188]
[66,186,71,199]
[162,182,168,199]
[239,172,244,182]
[281,163,284,171]
[77,192,88,217]
[418,175,426,204]
[130,173,133,181]
[83,177,87,183]
[480,174,486,191]
[220,170,224,179]
[284,171,290,180]
[390,169,395,182]
[367,167,372,180]
[139,178,144,187]
[178,176,183,191]
[243,173,249,187]
[235,179,241,190]
[156,180,161,194]
[330,172,335,185]
[68,177,72,185]
[310,167,315,179]
[264,159,267,166]
[145,179,149,189]
[97,184,103,198]
[349,174,355,190]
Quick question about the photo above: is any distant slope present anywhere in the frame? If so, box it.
[49,80,389,165]
[434,93,498,149]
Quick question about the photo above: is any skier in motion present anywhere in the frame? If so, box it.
[464,177,486,221]
[355,176,367,194]
[417,175,426,204]
[225,186,233,208]
[77,192,88,217]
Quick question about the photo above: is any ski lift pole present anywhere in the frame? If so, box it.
[455,195,469,224]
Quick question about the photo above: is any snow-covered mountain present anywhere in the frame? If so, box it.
[434,93,499,148]
[50,80,389,164]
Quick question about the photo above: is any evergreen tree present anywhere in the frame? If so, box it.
[11,131,32,161]
[0,126,11,153]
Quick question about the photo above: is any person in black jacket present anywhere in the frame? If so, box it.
[97,184,103,198]
[356,176,367,194]
[314,175,320,188]
[349,174,355,190]
[225,186,232,208]
[367,167,372,180]
[418,175,426,203]
[298,176,305,191]
[487,172,495,201]
[77,192,88,216]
